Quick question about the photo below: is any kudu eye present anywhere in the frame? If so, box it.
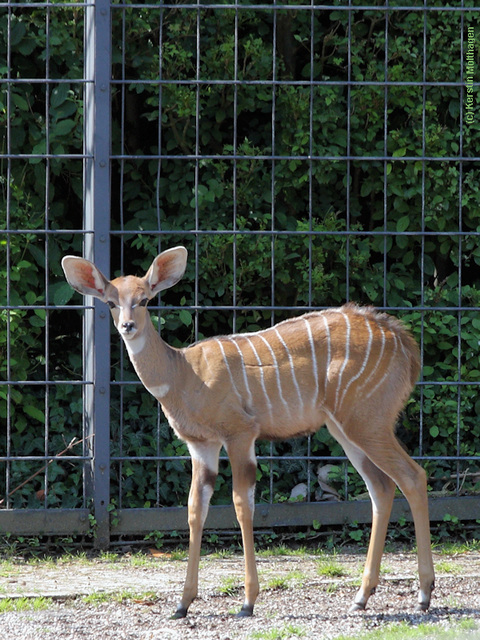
[139,298,148,307]
[107,301,116,309]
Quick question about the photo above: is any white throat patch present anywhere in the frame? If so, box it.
[123,332,146,356]
[146,384,170,399]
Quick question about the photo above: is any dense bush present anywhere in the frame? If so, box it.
[1,3,480,511]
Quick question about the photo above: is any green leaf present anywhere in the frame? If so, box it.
[51,84,70,109]
[30,141,46,164]
[52,119,76,137]
[363,283,379,302]
[349,528,363,541]
[52,282,75,306]
[10,21,27,46]
[392,146,407,158]
[429,426,439,438]
[179,309,193,327]
[17,38,36,56]
[24,405,46,424]
[11,92,29,111]
[396,216,410,232]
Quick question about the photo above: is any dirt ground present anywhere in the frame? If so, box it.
[1,548,480,639]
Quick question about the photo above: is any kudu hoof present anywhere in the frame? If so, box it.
[348,602,366,613]
[171,606,188,619]
[237,604,254,617]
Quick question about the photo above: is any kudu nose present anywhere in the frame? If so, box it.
[122,321,135,333]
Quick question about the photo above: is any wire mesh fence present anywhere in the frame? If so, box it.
[1,0,92,528]
[1,0,480,543]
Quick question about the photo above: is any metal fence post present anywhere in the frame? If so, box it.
[84,0,112,549]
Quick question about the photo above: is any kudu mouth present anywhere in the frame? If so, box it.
[121,321,136,336]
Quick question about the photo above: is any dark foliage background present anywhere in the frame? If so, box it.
[1,3,480,510]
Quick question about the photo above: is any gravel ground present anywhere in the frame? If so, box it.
[1,549,480,639]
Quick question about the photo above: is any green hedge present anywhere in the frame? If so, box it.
[1,4,480,509]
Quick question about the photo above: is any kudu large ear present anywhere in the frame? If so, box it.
[144,246,188,296]
[61,256,110,300]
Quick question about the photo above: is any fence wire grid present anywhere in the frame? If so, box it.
[1,0,480,545]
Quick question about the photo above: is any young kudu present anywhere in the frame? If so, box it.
[62,246,434,618]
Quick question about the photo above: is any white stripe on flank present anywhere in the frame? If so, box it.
[215,338,243,403]
[366,331,398,399]
[244,337,274,423]
[357,323,386,394]
[274,328,303,411]
[229,338,253,406]
[201,345,211,368]
[334,313,351,411]
[397,333,411,363]
[304,317,319,409]
[322,314,332,397]
[257,333,291,417]
[337,316,373,410]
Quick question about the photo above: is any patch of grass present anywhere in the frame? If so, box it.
[211,548,234,560]
[98,551,120,564]
[265,576,290,591]
[218,576,242,597]
[82,590,156,606]
[458,619,480,634]
[434,539,480,556]
[27,555,57,568]
[169,549,188,561]
[336,619,480,640]
[128,552,155,567]
[61,550,90,564]
[83,591,121,605]
[325,581,341,594]
[379,563,392,575]
[249,624,306,639]
[25,551,93,569]
[316,557,348,578]
[261,569,307,592]
[0,560,19,578]
[0,597,52,613]
[257,544,328,559]
[435,560,462,575]
[287,570,307,587]
[257,545,292,558]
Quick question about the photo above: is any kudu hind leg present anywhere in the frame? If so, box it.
[349,431,435,612]
[174,441,222,619]
[330,428,396,611]
[226,434,259,617]
[349,457,396,611]
[382,441,434,611]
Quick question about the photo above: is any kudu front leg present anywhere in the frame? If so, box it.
[173,441,221,619]
[226,434,259,617]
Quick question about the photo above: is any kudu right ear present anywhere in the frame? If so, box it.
[61,256,110,300]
